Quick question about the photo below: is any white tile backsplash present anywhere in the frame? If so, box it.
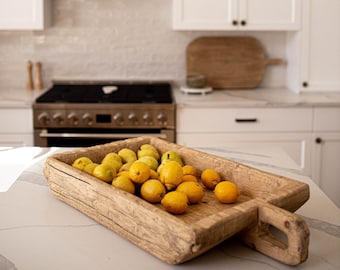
[0,0,287,90]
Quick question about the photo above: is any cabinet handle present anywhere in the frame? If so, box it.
[302,81,308,87]
[241,20,247,26]
[232,20,238,26]
[235,118,258,123]
[315,137,322,144]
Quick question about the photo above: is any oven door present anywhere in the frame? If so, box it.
[34,128,175,147]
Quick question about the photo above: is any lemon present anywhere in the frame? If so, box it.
[112,175,135,194]
[182,165,197,176]
[83,162,99,174]
[182,174,198,183]
[159,160,183,191]
[92,163,116,183]
[140,179,166,203]
[72,157,93,171]
[128,161,151,184]
[201,168,221,190]
[149,169,159,179]
[214,181,240,203]
[119,161,134,172]
[176,182,204,204]
[161,191,188,215]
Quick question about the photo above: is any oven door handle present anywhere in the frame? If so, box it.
[39,130,167,140]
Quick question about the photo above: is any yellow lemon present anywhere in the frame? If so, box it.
[83,162,99,174]
[119,161,134,172]
[92,163,116,183]
[72,157,93,171]
[161,191,188,215]
[201,168,221,190]
[176,182,204,204]
[112,175,135,194]
[214,181,240,204]
[159,160,183,191]
[149,169,159,179]
[102,159,122,172]
[140,179,166,203]
[182,174,198,183]
[128,161,151,184]
[182,165,197,176]
[118,148,137,163]
[138,155,159,170]
[102,152,122,164]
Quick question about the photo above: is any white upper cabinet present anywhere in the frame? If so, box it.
[173,0,301,30]
[300,0,340,92]
[0,0,51,30]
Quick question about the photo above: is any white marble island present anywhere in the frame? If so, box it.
[0,146,339,270]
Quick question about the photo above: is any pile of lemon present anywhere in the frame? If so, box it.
[72,143,240,215]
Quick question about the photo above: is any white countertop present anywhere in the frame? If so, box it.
[174,87,340,107]
[0,146,339,270]
[0,89,43,108]
[1,86,340,109]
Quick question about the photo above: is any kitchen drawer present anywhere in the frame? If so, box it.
[177,107,313,133]
[313,107,340,132]
[0,108,33,133]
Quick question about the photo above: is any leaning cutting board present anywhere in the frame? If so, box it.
[44,136,309,265]
[186,37,284,89]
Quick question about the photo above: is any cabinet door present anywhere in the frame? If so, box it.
[300,0,340,92]
[177,132,312,175]
[240,0,301,30]
[173,0,237,30]
[0,0,50,30]
[0,134,33,147]
[312,133,340,207]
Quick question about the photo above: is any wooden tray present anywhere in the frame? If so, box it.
[186,36,284,89]
[43,136,309,265]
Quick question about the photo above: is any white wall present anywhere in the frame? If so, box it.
[0,0,287,90]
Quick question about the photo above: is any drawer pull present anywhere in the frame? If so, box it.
[235,118,258,123]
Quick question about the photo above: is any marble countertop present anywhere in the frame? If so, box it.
[0,146,339,269]
[174,87,340,108]
[1,86,340,109]
[0,88,43,109]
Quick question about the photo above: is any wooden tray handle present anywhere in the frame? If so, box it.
[239,202,309,265]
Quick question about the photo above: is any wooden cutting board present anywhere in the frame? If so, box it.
[186,37,284,89]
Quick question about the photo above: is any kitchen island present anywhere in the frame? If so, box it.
[0,145,339,270]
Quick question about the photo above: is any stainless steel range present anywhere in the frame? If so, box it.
[33,81,176,147]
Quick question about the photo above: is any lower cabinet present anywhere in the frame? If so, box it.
[0,108,33,147]
[177,132,312,175]
[177,106,340,207]
[311,108,340,207]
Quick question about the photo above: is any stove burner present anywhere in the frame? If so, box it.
[36,82,173,104]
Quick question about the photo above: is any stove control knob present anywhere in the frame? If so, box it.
[128,112,138,124]
[82,113,93,126]
[157,112,168,125]
[38,112,50,126]
[113,112,124,125]
[53,113,64,125]
[142,113,153,125]
[67,113,79,126]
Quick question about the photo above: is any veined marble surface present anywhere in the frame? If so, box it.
[0,146,339,270]
[174,87,340,107]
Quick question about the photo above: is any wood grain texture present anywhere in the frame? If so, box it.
[186,37,284,89]
[43,136,309,265]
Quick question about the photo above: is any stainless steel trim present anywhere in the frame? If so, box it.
[39,129,167,139]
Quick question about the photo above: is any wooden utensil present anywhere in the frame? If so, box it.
[26,60,34,90]
[186,37,284,89]
[35,61,43,90]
